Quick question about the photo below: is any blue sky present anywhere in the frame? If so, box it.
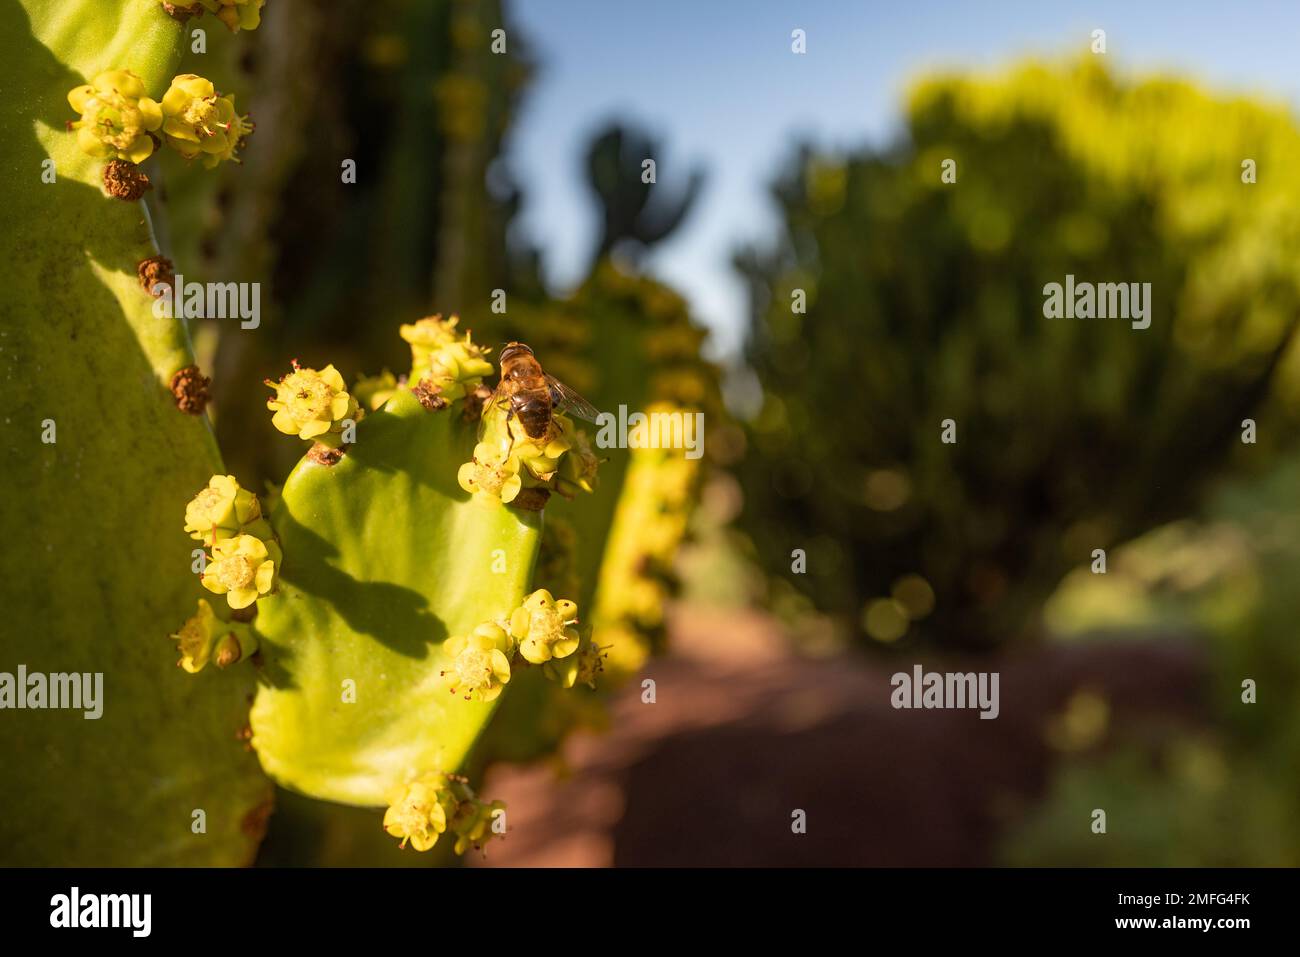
[506,0,1300,359]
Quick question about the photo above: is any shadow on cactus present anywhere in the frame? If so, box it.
[171,316,609,855]
[0,0,278,867]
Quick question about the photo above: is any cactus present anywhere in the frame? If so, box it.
[4,0,716,864]
[584,123,706,273]
[476,266,720,763]
[0,0,270,864]
[148,317,598,856]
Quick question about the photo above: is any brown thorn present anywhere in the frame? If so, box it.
[161,2,204,23]
[412,378,449,412]
[103,159,151,201]
[511,487,551,512]
[169,364,211,415]
[137,255,174,297]
[307,442,346,467]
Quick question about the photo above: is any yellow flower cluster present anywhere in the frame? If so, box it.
[438,589,587,705]
[391,588,600,852]
[458,406,600,506]
[398,315,494,401]
[68,71,253,169]
[160,0,264,32]
[195,0,264,32]
[183,474,281,611]
[383,773,505,855]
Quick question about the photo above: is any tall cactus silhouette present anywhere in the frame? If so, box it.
[585,122,705,271]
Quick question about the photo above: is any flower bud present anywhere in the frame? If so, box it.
[193,0,264,32]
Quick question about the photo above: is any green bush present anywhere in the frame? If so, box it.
[736,58,1300,649]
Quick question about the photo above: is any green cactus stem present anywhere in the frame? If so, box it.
[232,320,597,839]
[0,0,270,865]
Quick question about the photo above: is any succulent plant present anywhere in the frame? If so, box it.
[1,0,270,865]
[475,266,720,765]
[4,0,715,865]
[182,317,604,849]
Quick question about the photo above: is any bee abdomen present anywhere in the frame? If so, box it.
[514,395,552,439]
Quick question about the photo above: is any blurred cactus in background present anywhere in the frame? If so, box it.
[584,122,705,273]
[478,266,721,764]
[157,0,536,485]
[735,58,1300,651]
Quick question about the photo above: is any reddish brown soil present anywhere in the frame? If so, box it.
[476,607,1206,867]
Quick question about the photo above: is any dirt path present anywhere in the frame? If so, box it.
[476,606,1206,866]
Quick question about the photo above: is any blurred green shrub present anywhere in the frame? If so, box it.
[735,57,1300,649]
[1003,456,1300,865]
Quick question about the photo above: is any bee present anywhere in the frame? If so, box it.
[482,342,602,450]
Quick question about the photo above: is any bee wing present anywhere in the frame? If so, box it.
[546,375,603,424]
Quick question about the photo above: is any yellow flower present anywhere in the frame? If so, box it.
[543,626,608,690]
[201,534,280,609]
[399,315,494,400]
[266,362,361,447]
[170,598,222,673]
[169,599,257,672]
[383,779,447,852]
[195,0,264,32]
[457,441,523,503]
[383,774,505,854]
[160,74,253,168]
[183,474,268,544]
[551,419,600,498]
[509,589,581,664]
[441,623,513,702]
[67,70,163,164]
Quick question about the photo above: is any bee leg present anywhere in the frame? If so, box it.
[502,406,517,459]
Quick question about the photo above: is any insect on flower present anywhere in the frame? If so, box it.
[482,342,602,453]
